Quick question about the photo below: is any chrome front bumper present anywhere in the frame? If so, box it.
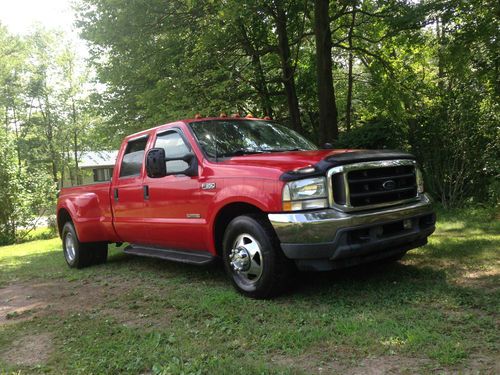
[268,194,435,270]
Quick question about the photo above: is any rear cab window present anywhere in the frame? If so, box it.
[119,136,149,178]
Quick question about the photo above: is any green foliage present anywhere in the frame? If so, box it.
[414,84,499,207]
[335,117,408,150]
[0,128,56,245]
[0,24,94,244]
[0,0,498,214]
[73,0,498,207]
[0,128,19,244]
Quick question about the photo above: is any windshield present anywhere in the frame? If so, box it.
[189,120,318,159]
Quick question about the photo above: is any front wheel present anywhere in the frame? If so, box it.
[222,215,294,299]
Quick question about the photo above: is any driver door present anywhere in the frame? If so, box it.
[143,128,207,250]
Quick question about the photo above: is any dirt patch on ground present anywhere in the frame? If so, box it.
[346,356,431,374]
[99,306,176,330]
[463,354,500,375]
[272,350,499,374]
[0,278,177,368]
[271,343,355,374]
[0,283,50,326]
[272,352,431,374]
[0,278,176,329]
[455,268,500,291]
[1,332,53,367]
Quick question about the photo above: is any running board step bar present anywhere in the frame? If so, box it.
[124,245,215,265]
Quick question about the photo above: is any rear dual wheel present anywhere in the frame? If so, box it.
[62,222,108,268]
[222,215,294,299]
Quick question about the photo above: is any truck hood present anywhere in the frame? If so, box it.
[220,149,416,180]
[222,149,355,172]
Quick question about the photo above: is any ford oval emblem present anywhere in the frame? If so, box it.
[382,180,396,190]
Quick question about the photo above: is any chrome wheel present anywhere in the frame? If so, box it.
[64,232,76,263]
[229,233,264,284]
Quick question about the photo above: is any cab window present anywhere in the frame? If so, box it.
[155,131,190,174]
[119,137,148,177]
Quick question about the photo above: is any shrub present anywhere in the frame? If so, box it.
[335,117,408,150]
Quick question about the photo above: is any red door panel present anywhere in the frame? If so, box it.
[111,135,150,244]
[144,175,208,250]
[142,128,209,250]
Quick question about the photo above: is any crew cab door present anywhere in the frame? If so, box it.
[143,128,207,250]
[111,134,151,244]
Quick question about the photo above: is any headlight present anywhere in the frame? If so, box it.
[416,167,424,193]
[282,177,328,211]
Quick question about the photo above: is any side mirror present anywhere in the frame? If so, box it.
[146,148,167,178]
[322,143,334,149]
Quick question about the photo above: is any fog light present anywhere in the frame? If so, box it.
[403,219,413,229]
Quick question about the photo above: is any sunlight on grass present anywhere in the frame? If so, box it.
[0,238,60,262]
[437,221,465,231]
[0,207,498,373]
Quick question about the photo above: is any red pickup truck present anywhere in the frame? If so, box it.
[57,117,435,298]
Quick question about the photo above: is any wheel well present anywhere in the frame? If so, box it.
[213,202,264,256]
[57,208,72,237]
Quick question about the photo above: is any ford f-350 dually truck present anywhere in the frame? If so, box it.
[57,117,435,298]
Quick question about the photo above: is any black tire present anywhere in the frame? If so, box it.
[91,243,109,265]
[61,222,108,268]
[222,214,294,299]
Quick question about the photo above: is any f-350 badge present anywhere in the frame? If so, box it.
[202,182,216,190]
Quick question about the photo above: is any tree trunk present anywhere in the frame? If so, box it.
[314,0,338,144]
[274,6,302,132]
[345,3,357,132]
[72,99,82,185]
[252,54,273,117]
[403,100,417,154]
[12,103,22,170]
[238,22,273,117]
[436,18,445,91]
[40,95,59,185]
[61,152,67,188]
[4,104,8,132]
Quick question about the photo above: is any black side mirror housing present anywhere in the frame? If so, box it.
[322,143,334,149]
[146,148,167,178]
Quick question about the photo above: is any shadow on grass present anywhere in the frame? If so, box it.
[2,236,498,371]
[1,234,497,311]
[416,238,498,261]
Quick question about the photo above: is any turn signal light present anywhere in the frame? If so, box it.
[282,201,292,211]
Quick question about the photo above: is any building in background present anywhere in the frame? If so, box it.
[79,150,118,184]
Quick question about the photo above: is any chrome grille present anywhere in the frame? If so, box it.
[327,160,419,212]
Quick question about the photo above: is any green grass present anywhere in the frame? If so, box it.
[15,226,58,244]
[0,207,498,374]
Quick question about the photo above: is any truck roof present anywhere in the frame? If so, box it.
[124,116,269,141]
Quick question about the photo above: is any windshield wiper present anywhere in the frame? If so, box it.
[263,148,302,153]
[217,149,265,158]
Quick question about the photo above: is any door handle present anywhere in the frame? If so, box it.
[114,188,119,201]
[143,185,149,200]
